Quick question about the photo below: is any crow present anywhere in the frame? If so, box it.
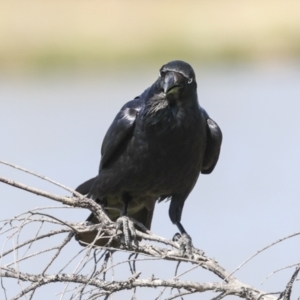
[75,60,222,249]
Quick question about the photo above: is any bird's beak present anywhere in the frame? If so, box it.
[163,72,183,95]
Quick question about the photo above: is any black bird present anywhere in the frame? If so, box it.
[75,60,222,248]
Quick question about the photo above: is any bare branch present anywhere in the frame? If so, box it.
[1,168,296,300]
[225,232,300,281]
[0,267,265,296]
[0,206,280,300]
[11,282,41,300]
[29,212,78,232]
[1,228,71,258]
[166,289,197,300]
[279,264,300,300]
[262,263,300,284]
[0,176,112,225]
[6,247,58,267]
[0,160,82,198]
[42,232,74,275]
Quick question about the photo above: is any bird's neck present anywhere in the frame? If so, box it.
[142,92,199,132]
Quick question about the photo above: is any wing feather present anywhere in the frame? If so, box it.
[201,111,222,174]
[100,99,141,169]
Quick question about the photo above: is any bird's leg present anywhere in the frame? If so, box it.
[122,195,130,216]
[115,193,137,247]
[173,221,193,256]
[176,221,187,236]
[169,196,193,255]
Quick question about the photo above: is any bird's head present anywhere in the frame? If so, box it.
[143,61,198,123]
[157,60,197,101]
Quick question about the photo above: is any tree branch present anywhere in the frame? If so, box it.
[0,176,111,226]
[0,170,295,300]
[0,267,267,297]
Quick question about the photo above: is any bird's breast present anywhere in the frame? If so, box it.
[129,113,206,194]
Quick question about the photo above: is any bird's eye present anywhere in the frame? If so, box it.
[159,71,166,78]
[187,78,193,84]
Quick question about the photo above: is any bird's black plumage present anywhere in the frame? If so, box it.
[75,60,222,247]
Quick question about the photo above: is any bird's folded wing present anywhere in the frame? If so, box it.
[75,176,97,195]
[100,99,141,169]
[201,115,222,174]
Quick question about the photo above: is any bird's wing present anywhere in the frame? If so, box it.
[201,110,222,174]
[75,177,100,222]
[75,98,142,194]
[75,176,97,195]
[100,98,141,169]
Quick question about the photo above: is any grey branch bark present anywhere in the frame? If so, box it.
[0,267,274,299]
[0,171,296,300]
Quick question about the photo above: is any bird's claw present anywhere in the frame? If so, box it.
[115,216,137,247]
[173,232,193,257]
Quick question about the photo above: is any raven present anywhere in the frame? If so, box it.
[75,60,222,248]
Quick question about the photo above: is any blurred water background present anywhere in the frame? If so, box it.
[1,1,300,299]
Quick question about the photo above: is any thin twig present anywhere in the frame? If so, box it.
[6,247,58,267]
[0,160,83,198]
[11,282,41,300]
[166,289,197,300]
[29,212,78,232]
[262,263,300,285]
[211,291,230,300]
[1,228,70,257]
[0,268,252,296]
[42,232,74,275]
[0,175,112,225]
[224,232,300,281]
[58,248,86,274]
[279,265,300,300]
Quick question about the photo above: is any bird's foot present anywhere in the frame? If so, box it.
[115,216,137,248]
[173,232,193,257]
